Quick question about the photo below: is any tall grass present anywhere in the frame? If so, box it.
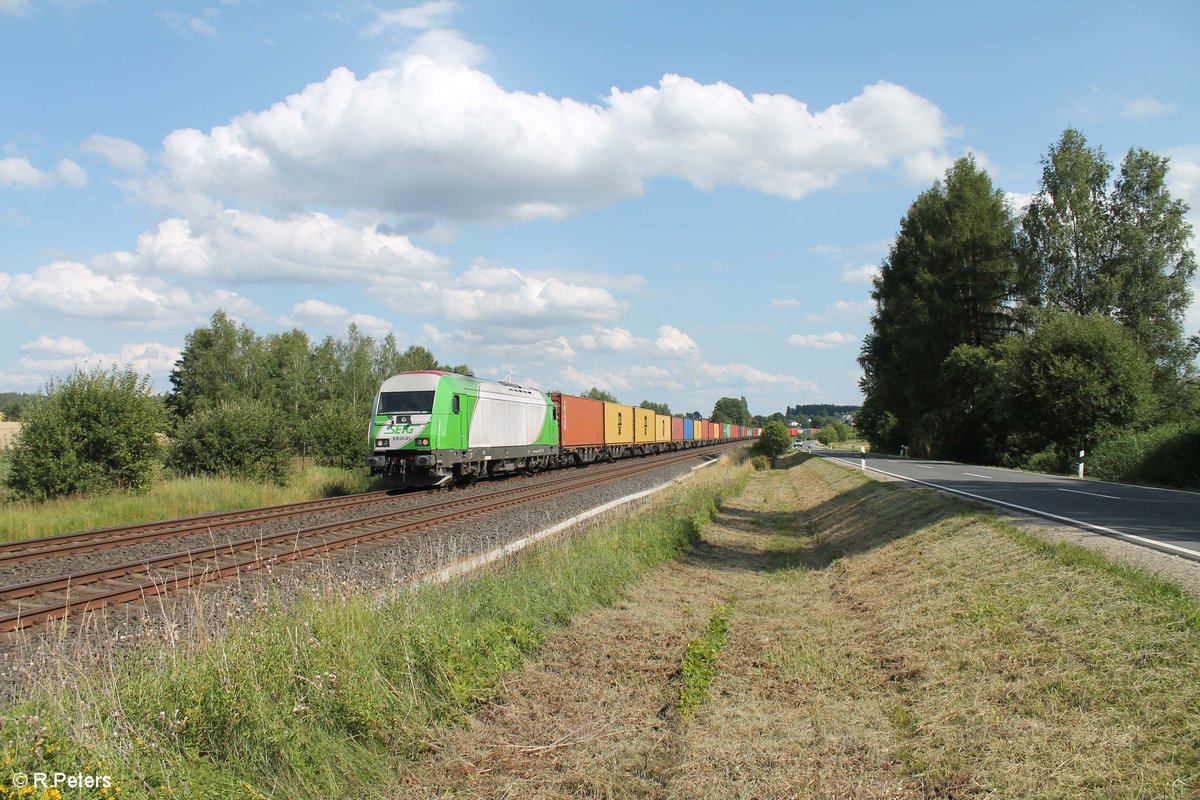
[0,466,375,541]
[1,461,747,799]
[1087,422,1200,489]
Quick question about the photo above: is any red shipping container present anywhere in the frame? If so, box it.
[671,416,684,442]
[550,393,604,448]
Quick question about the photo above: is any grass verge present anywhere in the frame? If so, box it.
[399,455,1200,797]
[0,466,374,542]
[0,459,749,799]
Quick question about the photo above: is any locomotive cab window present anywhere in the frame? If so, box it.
[377,391,435,415]
[452,395,461,414]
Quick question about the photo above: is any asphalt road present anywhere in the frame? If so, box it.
[816,449,1200,561]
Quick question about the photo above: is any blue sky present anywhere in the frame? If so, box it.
[2,0,1198,417]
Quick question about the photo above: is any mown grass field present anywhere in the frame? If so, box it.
[0,464,374,541]
[407,456,1199,799]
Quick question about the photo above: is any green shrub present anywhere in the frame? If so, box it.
[307,401,369,471]
[1022,446,1068,475]
[1089,423,1200,489]
[4,367,167,500]
[754,420,792,457]
[167,399,293,484]
[816,423,846,446]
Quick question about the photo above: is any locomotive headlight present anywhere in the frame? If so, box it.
[375,438,389,448]
[417,438,430,446]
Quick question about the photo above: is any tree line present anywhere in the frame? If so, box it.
[3,312,472,500]
[858,128,1198,487]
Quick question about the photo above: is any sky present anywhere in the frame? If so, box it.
[1,0,1198,417]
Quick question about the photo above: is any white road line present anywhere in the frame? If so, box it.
[962,472,993,479]
[1058,488,1120,500]
[823,457,1200,562]
[914,464,934,469]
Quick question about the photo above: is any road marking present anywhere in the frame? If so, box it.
[914,464,934,469]
[821,456,1200,562]
[1059,488,1120,500]
[962,472,993,479]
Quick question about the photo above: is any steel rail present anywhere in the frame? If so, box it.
[0,490,398,563]
[0,445,739,632]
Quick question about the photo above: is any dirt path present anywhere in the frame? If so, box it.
[396,459,1200,799]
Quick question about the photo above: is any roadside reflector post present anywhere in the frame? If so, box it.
[860,445,866,472]
[1078,449,1085,479]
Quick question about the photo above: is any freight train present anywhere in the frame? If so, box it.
[365,370,760,487]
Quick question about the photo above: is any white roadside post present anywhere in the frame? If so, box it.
[860,445,866,473]
[1078,449,1086,479]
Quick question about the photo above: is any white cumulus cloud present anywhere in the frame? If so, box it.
[401,262,624,329]
[19,335,91,356]
[841,264,881,284]
[56,159,88,187]
[577,325,643,353]
[786,332,857,349]
[141,51,954,222]
[560,365,632,395]
[362,0,461,36]
[96,210,449,284]
[654,324,699,355]
[805,300,871,324]
[15,342,183,389]
[1,261,261,327]
[282,299,394,337]
[0,157,87,188]
[81,134,149,171]
[0,157,53,188]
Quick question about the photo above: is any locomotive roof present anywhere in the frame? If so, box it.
[380,370,541,394]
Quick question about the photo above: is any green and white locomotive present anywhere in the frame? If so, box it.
[367,371,560,487]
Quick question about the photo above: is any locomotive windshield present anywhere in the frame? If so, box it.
[377,391,435,415]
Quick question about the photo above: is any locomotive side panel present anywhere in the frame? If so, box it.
[468,383,553,448]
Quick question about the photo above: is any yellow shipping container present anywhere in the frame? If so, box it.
[655,413,670,442]
[633,408,655,443]
[603,402,634,445]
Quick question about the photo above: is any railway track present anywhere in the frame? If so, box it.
[0,445,738,633]
[0,489,399,566]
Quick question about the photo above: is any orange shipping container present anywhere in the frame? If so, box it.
[603,402,634,445]
[551,393,604,448]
